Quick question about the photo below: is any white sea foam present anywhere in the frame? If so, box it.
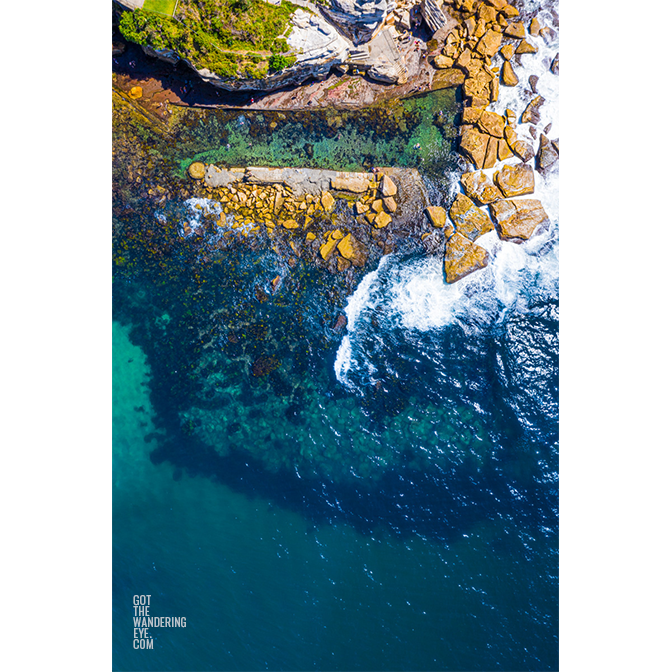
[180,197,222,237]
[335,0,560,388]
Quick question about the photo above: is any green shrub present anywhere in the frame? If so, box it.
[118,1,299,81]
[269,54,294,71]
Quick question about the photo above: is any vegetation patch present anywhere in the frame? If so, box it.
[142,0,178,16]
[119,0,299,80]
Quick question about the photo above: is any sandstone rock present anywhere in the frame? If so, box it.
[490,74,500,102]
[320,236,339,260]
[425,206,447,228]
[274,191,285,215]
[464,16,477,37]
[337,233,367,267]
[455,48,473,72]
[516,39,538,55]
[483,137,498,169]
[464,67,493,100]
[129,86,143,100]
[372,199,384,213]
[383,197,397,213]
[331,173,370,193]
[380,174,397,197]
[306,232,316,242]
[498,137,514,160]
[500,44,515,60]
[500,4,519,18]
[521,95,545,123]
[475,29,502,57]
[477,110,506,137]
[449,194,495,241]
[470,95,491,109]
[460,127,490,168]
[443,231,490,284]
[460,171,504,205]
[282,219,300,229]
[337,257,351,272]
[434,54,454,69]
[536,134,559,171]
[188,162,206,180]
[431,68,466,89]
[473,19,487,40]
[504,127,534,162]
[485,0,508,9]
[466,56,487,79]
[321,190,335,212]
[504,125,517,146]
[373,211,392,228]
[354,201,369,215]
[463,106,484,125]
[494,163,535,197]
[529,17,542,36]
[477,4,497,24]
[551,52,559,75]
[511,139,535,162]
[501,60,519,86]
[489,199,548,242]
[504,22,525,38]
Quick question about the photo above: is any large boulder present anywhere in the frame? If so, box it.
[379,174,398,197]
[461,171,503,205]
[477,110,506,138]
[493,163,535,197]
[449,194,495,241]
[459,127,490,168]
[505,127,535,162]
[504,22,525,38]
[489,198,549,242]
[536,134,559,171]
[444,231,490,284]
[337,233,368,267]
[521,95,545,124]
[475,29,502,57]
[431,68,466,89]
[516,39,538,55]
[188,162,206,180]
[501,60,519,86]
[425,205,449,230]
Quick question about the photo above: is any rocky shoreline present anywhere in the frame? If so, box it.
[114,0,558,286]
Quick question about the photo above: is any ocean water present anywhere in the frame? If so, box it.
[113,2,559,669]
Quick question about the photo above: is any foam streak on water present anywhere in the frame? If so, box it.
[335,0,560,392]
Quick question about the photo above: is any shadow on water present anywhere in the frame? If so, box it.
[147,427,553,545]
